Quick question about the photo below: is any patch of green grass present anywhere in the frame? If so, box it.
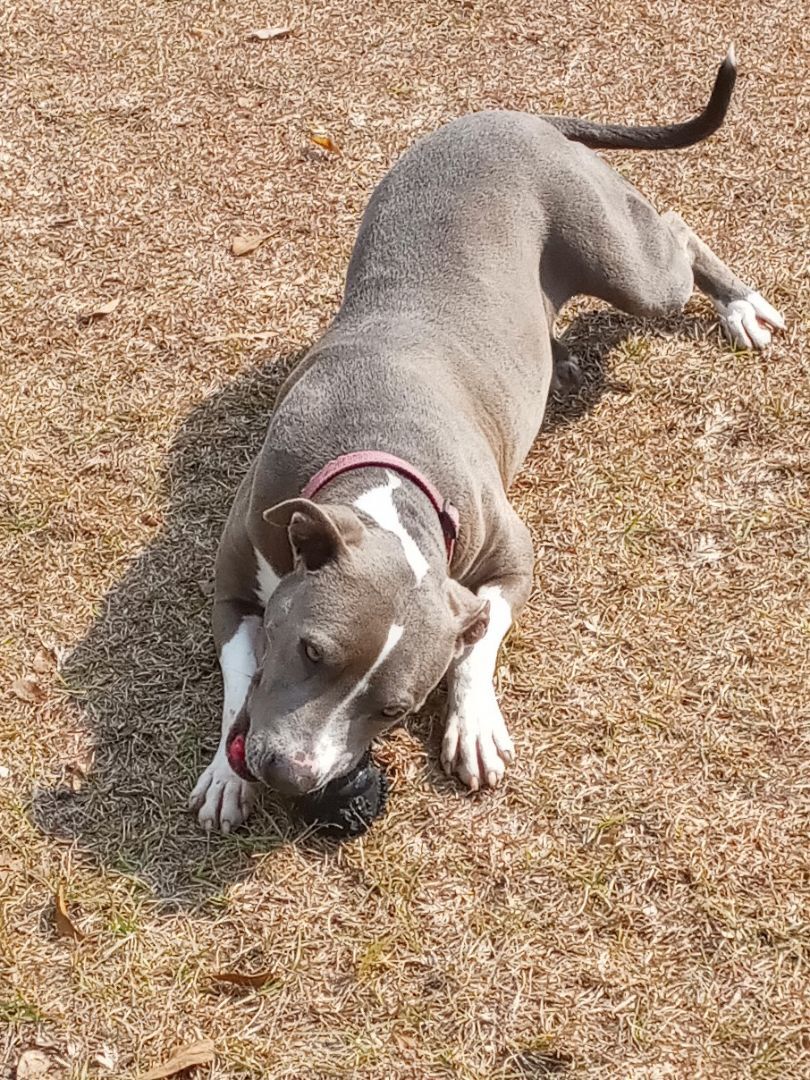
[0,991,45,1024]
[107,911,139,937]
[356,935,396,983]
[617,336,652,363]
[0,510,50,537]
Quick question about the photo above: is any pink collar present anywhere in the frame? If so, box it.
[301,451,459,562]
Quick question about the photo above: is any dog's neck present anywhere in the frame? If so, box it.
[314,466,449,578]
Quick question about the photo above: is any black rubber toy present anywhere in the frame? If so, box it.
[294,753,389,837]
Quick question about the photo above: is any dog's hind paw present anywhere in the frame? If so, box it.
[189,753,257,833]
[441,690,515,791]
[551,339,584,398]
[716,291,785,351]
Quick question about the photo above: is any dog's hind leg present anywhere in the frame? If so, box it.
[556,165,785,350]
[661,211,785,349]
[550,336,584,398]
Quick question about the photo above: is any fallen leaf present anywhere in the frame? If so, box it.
[139,1039,216,1079]
[65,753,93,792]
[11,677,45,703]
[32,647,57,674]
[94,1045,119,1072]
[236,96,253,108]
[231,233,270,257]
[15,1049,51,1078]
[85,297,121,318]
[246,25,292,41]
[308,128,341,154]
[55,880,84,941]
[210,969,274,988]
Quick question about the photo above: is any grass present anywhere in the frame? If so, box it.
[1,0,809,1077]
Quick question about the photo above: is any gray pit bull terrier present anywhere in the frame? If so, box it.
[190,49,784,831]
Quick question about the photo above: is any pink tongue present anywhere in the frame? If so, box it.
[228,734,247,773]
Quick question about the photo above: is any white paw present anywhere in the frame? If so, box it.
[441,689,515,791]
[189,753,257,833]
[716,291,785,351]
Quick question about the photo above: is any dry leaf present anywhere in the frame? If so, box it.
[55,880,84,941]
[308,128,341,154]
[139,1039,216,1079]
[210,968,274,988]
[65,753,92,793]
[247,26,292,41]
[85,297,121,318]
[15,1049,51,1078]
[231,233,270,257]
[93,1045,119,1072]
[236,96,253,108]
[32,647,57,674]
[11,677,45,703]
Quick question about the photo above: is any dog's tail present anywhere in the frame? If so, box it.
[544,47,736,151]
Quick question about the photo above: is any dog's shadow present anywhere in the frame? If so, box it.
[31,309,704,906]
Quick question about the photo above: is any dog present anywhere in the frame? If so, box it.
[190,48,784,831]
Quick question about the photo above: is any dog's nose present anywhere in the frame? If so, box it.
[252,747,320,795]
[291,751,318,778]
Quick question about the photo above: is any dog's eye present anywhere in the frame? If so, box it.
[381,704,408,720]
[302,639,322,664]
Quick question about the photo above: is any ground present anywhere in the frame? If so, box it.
[1,1,808,1077]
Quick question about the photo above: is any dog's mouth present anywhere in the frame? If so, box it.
[225,708,257,782]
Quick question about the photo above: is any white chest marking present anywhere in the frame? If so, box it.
[254,547,280,606]
[354,471,429,583]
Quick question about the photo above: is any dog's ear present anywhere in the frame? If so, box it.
[263,499,364,572]
[445,579,490,656]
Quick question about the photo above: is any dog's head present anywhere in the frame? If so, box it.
[234,497,488,794]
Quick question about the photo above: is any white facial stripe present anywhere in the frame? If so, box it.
[354,471,429,583]
[254,547,280,606]
[311,622,405,776]
[336,622,405,716]
[352,622,405,700]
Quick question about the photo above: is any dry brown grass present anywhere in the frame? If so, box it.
[1,0,808,1077]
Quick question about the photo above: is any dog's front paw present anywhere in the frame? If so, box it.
[189,753,257,833]
[716,291,785,350]
[441,690,515,791]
